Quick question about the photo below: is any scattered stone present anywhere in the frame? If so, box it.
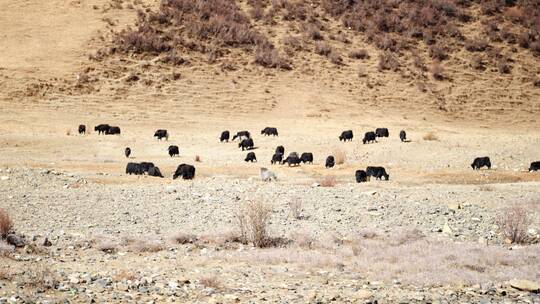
[442,223,453,235]
[6,234,25,247]
[43,237,52,247]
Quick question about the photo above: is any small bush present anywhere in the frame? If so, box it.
[378,52,400,71]
[0,240,14,257]
[282,35,302,50]
[430,61,444,80]
[497,60,511,74]
[236,201,272,248]
[95,239,119,253]
[320,176,337,187]
[333,148,346,165]
[306,24,323,41]
[328,51,343,65]
[170,232,197,244]
[497,207,531,244]
[471,55,485,71]
[423,132,439,141]
[357,66,367,78]
[465,39,489,52]
[349,49,369,59]
[288,199,303,220]
[533,77,540,87]
[200,276,221,289]
[314,42,332,56]
[195,155,201,162]
[254,45,291,69]
[429,44,447,61]
[0,208,13,238]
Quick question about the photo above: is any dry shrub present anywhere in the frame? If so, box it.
[497,207,531,244]
[471,55,485,71]
[282,35,302,51]
[0,240,15,256]
[314,41,332,56]
[170,232,197,244]
[291,231,316,249]
[288,199,303,220]
[465,39,489,52]
[328,51,343,65]
[305,24,323,41]
[65,129,72,136]
[195,155,201,162]
[236,201,272,248]
[200,276,221,289]
[21,266,59,290]
[497,59,511,74]
[378,52,400,71]
[254,45,291,69]
[423,132,439,141]
[533,77,540,87]
[95,239,119,253]
[0,208,13,238]
[349,49,369,59]
[127,237,164,252]
[429,44,447,61]
[333,148,346,165]
[319,176,337,187]
[430,61,444,80]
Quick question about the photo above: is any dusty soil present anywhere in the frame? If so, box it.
[0,0,539,303]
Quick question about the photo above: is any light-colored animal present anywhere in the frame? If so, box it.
[260,167,277,181]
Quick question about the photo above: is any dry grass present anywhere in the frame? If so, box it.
[423,132,439,141]
[288,199,303,220]
[0,240,15,257]
[94,238,119,253]
[0,208,13,238]
[169,232,197,245]
[199,276,222,289]
[332,148,346,165]
[497,207,531,244]
[124,235,164,252]
[319,175,337,187]
[236,200,272,248]
[20,265,59,290]
[218,231,540,286]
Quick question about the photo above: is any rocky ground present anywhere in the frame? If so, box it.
[1,167,539,303]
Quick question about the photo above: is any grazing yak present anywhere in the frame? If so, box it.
[173,164,196,180]
[366,166,389,180]
[245,152,257,162]
[126,162,143,175]
[363,131,377,144]
[471,157,491,170]
[282,152,301,166]
[325,156,335,168]
[529,161,540,172]
[399,130,407,142]
[106,126,121,135]
[140,162,155,174]
[271,153,283,164]
[94,124,111,135]
[154,129,169,140]
[375,128,389,137]
[261,127,278,136]
[168,145,179,157]
[232,131,250,141]
[355,170,368,183]
[125,147,131,158]
[275,145,285,155]
[339,130,353,142]
[300,152,314,164]
[148,166,164,178]
[78,125,86,134]
[260,167,277,181]
[239,138,254,151]
[220,131,230,142]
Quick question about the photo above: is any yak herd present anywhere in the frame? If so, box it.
[77,123,540,182]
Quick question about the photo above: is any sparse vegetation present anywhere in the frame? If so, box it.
[288,199,303,220]
[497,207,531,244]
[0,208,13,238]
[423,132,439,141]
[200,276,222,289]
[319,176,337,187]
[236,200,272,248]
[333,148,346,165]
